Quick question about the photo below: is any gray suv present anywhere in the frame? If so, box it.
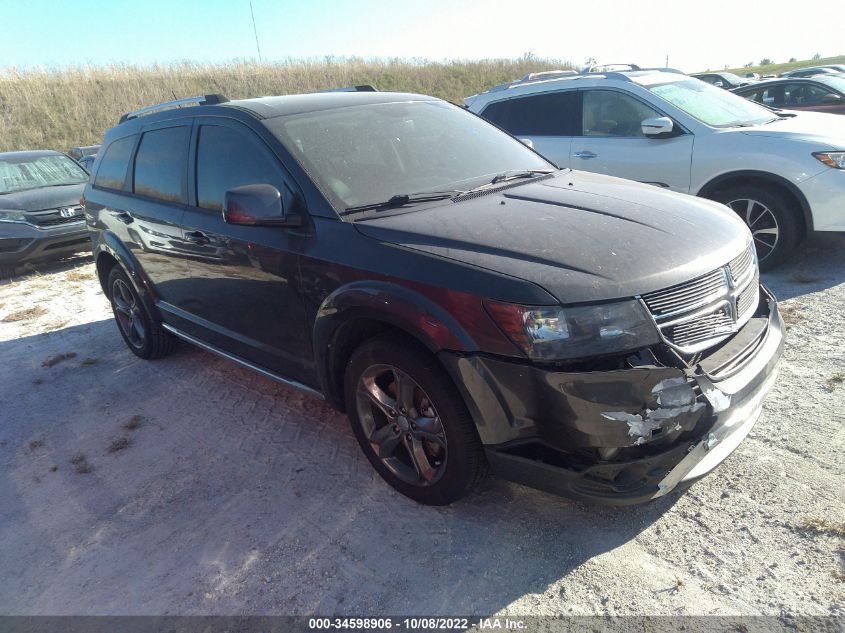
[0,150,90,277]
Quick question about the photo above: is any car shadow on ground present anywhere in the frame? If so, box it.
[0,318,684,615]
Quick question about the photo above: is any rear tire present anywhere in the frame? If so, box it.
[712,185,800,271]
[345,333,487,505]
[107,266,175,360]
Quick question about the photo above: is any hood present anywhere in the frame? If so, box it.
[354,171,751,304]
[0,183,86,212]
[739,111,845,148]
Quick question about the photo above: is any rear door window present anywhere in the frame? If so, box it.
[757,85,787,107]
[94,135,136,190]
[133,126,190,203]
[481,91,580,136]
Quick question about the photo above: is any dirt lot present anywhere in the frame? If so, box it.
[0,246,843,617]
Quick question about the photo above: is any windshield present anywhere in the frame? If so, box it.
[268,100,553,213]
[649,79,777,127]
[0,154,88,194]
[819,76,845,93]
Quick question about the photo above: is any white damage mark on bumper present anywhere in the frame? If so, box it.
[653,367,780,498]
[602,376,705,445]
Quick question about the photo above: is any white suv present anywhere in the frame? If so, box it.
[465,70,845,269]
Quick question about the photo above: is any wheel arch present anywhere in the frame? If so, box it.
[94,231,162,322]
[313,281,482,410]
[696,170,813,236]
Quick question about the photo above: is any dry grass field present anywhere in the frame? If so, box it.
[0,57,569,153]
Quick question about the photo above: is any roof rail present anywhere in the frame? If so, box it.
[637,67,685,74]
[119,94,229,123]
[318,85,377,93]
[521,70,578,82]
[486,70,581,93]
[581,63,641,74]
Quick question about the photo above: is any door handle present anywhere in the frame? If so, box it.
[184,231,210,246]
[573,151,598,159]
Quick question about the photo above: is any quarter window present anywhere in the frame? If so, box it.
[481,91,580,136]
[133,127,189,203]
[94,135,136,190]
[582,90,661,137]
[195,125,292,211]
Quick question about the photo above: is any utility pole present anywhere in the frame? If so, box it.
[665,54,669,68]
[249,0,263,63]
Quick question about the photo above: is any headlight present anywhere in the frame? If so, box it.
[813,152,845,169]
[484,299,660,360]
[0,209,27,223]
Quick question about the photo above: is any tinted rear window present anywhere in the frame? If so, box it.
[93,136,135,190]
[481,91,580,136]
[133,127,189,203]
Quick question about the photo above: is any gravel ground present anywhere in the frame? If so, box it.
[0,245,843,617]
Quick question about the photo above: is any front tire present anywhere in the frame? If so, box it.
[345,333,487,505]
[713,186,800,271]
[107,266,175,359]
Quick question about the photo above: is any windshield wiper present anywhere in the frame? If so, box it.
[454,169,555,199]
[339,190,462,216]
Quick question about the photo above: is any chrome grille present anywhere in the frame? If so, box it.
[37,215,84,227]
[736,270,760,321]
[729,247,753,282]
[642,268,727,317]
[641,243,758,354]
[26,206,85,228]
[667,306,733,348]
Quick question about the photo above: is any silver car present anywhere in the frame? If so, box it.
[466,70,845,269]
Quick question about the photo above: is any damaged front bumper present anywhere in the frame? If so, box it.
[440,285,784,505]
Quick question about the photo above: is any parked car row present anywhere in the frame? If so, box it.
[694,64,845,90]
[732,75,845,114]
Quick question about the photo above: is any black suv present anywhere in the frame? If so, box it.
[84,92,783,506]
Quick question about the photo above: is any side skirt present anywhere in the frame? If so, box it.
[161,323,325,401]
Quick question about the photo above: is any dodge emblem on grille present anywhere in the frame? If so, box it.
[640,244,759,354]
[58,207,79,218]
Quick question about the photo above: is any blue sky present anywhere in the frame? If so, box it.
[1,0,842,73]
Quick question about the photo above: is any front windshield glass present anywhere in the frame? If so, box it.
[649,79,776,127]
[819,76,845,93]
[0,154,88,194]
[268,100,553,212]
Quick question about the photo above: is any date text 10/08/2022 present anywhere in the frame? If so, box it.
[308,618,527,630]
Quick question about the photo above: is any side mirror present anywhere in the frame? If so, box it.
[642,116,675,138]
[518,137,535,149]
[713,80,725,88]
[223,184,301,227]
[822,93,843,104]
